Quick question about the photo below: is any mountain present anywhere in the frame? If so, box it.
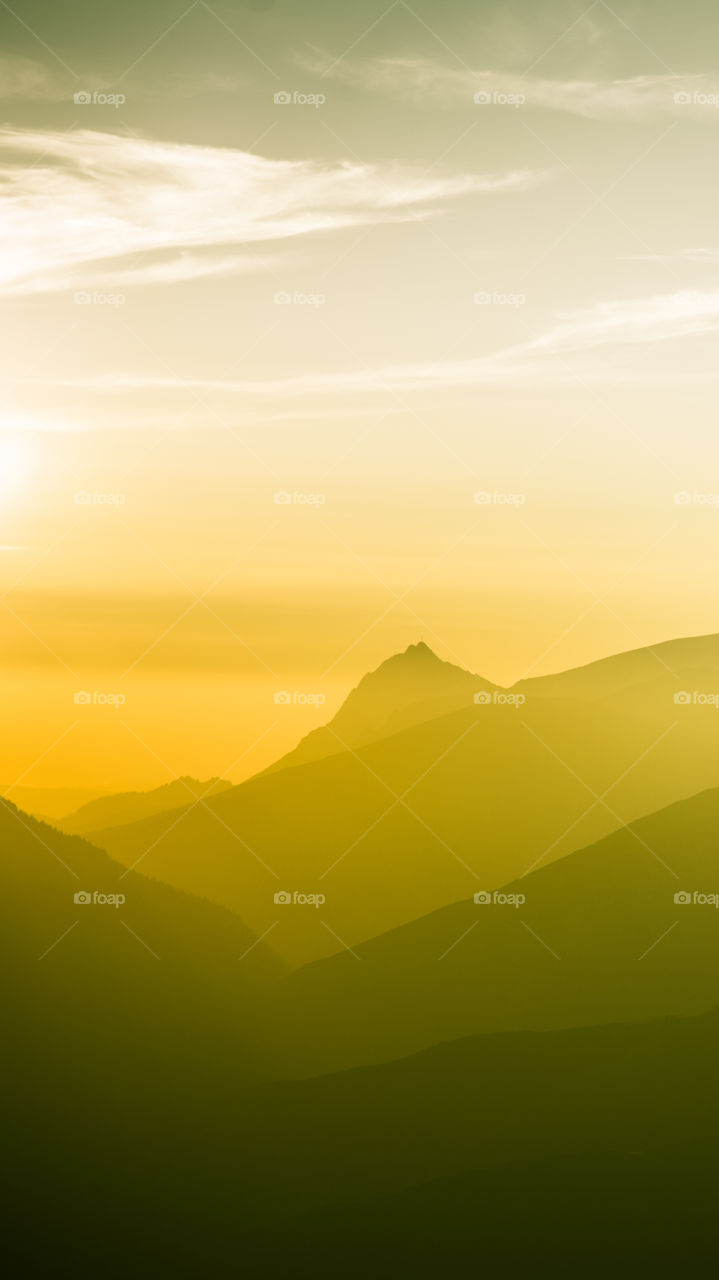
[85,634,719,965]
[515,629,719,708]
[244,1151,719,1279]
[10,997,719,1275]
[0,783,116,822]
[1,795,284,1101]
[58,775,233,835]
[262,640,493,774]
[263,784,719,1074]
[266,630,719,777]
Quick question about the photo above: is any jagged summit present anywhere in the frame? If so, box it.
[263,641,493,776]
[396,640,442,662]
[405,640,437,656]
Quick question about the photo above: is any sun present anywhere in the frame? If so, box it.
[0,441,30,500]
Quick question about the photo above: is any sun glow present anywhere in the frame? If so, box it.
[0,441,30,500]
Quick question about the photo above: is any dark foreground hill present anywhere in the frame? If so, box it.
[8,1004,719,1276]
[1,795,283,1097]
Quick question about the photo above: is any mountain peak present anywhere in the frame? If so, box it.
[262,640,490,777]
[402,640,437,660]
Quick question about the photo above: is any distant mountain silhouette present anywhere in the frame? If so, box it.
[265,784,719,1074]
[86,632,719,965]
[0,783,115,822]
[10,627,719,1276]
[515,629,719,709]
[59,775,233,835]
[265,630,719,775]
[262,641,493,774]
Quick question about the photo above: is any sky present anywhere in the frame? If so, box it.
[2,0,719,791]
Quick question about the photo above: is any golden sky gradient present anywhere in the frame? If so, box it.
[2,0,719,789]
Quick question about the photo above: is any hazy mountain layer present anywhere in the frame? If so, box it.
[265,785,719,1074]
[87,633,719,964]
[58,775,233,834]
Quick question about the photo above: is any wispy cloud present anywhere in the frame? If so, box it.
[0,127,542,294]
[624,248,719,264]
[0,53,71,100]
[31,288,719,402]
[304,51,717,120]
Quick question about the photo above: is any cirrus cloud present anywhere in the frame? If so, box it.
[302,51,719,121]
[0,126,545,294]
[29,288,719,401]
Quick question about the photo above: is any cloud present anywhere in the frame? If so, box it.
[0,127,543,293]
[623,248,719,264]
[0,53,70,101]
[32,289,719,402]
[304,52,718,120]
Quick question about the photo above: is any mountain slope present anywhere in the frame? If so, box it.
[515,629,719,706]
[263,784,719,1074]
[58,775,233,835]
[86,656,719,965]
[265,630,719,780]
[1,797,284,1095]
[263,640,493,775]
